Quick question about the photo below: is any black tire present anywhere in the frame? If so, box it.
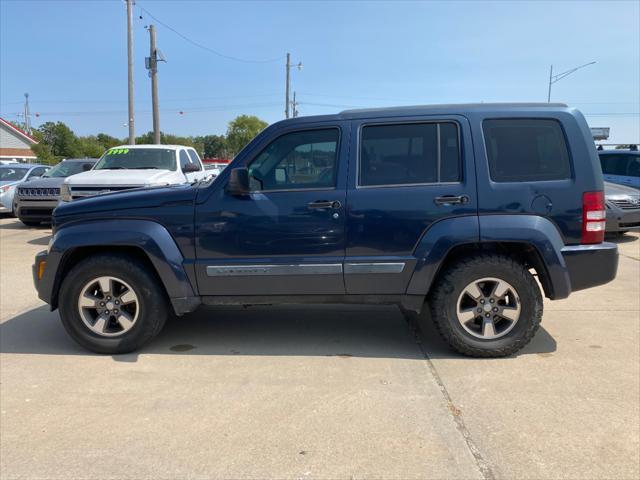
[19,219,41,227]
[58,253,169,354]
[428,254,543,357]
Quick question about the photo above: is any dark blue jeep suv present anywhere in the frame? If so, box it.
[33,103,618,357]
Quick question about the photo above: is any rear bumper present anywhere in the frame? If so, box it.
[33,250,51,304]
[561,242,618,292]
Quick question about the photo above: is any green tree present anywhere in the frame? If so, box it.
[198,134,228,158]
[37,121,81,159]
[76,136,106,158]
[95,133,122,150]
[226,115,268,156]
[135,131,194,147]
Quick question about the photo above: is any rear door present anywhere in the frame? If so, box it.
[345,115,477,294]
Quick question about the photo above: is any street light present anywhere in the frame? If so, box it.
[547,61,596,102]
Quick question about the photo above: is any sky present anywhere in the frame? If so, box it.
[1,0,638,144]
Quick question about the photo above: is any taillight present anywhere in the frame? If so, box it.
[582,191,605,244]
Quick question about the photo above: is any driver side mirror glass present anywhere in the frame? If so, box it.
[225,168,250,196]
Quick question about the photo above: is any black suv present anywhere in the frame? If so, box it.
[33,103,618,357]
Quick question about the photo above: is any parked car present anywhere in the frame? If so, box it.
[0,163,49,215]
[33,103,618,357]
[14,158,97,226]
[598,148,640,189]
[604,181,640,235]
[60,145,208,201]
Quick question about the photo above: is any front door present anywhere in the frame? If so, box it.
[344,116,477,294]
[194,124,349,296]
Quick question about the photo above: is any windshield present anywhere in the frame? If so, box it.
[93,148,176,171]
[0,167,28,181]
[43,161,94,178]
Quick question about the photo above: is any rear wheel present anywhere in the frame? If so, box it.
[429,254,542,357]
[59,254,169,354]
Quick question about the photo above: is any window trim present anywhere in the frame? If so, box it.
[356,120,462,189]
[245,126,342,194]
[481,117,574,184]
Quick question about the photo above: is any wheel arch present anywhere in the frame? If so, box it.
[44,219,199,315]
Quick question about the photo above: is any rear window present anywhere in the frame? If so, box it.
[483,119,571,182]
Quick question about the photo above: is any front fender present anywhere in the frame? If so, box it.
[40,219,198,315]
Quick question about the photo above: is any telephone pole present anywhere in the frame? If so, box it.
[284,52,302,119]
[126,0,135,144]
[285,53,290,118]
[148,24,161,144]
[291,91,299,118]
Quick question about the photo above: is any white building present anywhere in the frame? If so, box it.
[0,117,38,163]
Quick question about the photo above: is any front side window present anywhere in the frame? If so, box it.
[248,128,339,191]
[93,148,177,171]
[483,119,571,182]
[359,122,460,187]
[28,167,48,178]
[187,150,202,169]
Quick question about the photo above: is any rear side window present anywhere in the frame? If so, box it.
[483,119,571,182]
[359,122,460,186]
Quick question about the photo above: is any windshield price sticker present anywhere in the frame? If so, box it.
[107,148,129,155]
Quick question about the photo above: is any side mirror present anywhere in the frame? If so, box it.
[225,168,250,196]
[82,163,93,171]
[182,162,200,173]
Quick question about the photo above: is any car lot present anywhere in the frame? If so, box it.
[0,215,638,479]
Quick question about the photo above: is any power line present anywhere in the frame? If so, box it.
[137,4,284,64]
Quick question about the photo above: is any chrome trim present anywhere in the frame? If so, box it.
[344,262,405,274]
[206,264,343,277]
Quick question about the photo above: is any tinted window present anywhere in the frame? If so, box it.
[359,122,460,186]
[600,153,640,177]
[483,119,571,182]
[248,129,339,191]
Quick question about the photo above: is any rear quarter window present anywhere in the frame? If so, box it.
[483,119,571,182]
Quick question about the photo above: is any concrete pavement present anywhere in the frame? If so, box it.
[1,215,638,479]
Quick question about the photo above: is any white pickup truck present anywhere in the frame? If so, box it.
[61,144,209,201]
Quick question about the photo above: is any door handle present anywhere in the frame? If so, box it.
[308,200,342,209]
[434,195,469,206]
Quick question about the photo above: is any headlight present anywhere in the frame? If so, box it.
[60,184,72,202]
[1,184,13,193]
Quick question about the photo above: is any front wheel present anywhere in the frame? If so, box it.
[59,254,169,354]
[429,254,543,357]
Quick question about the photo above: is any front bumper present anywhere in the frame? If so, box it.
[15,198,59,221]
[561,242,618,292]
[33,250,51,304]
[606,206,640,233]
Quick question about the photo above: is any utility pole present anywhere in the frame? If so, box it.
[284,52,302,119]
[547,65,553,103]
[23,93,31,135]
[291,91,299,118]
[147,24,161,144]
[126,0,135,144]
[285,52,290,118]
